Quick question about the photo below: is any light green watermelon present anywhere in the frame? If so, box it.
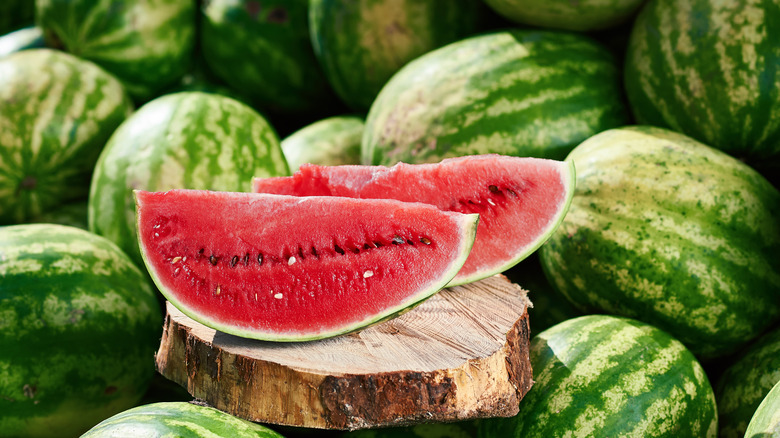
[745,379,780,437]
[478,314,718,437]
[539,125,780,359]
[81,402,284,437]
[0,26,45,58]
[35,0,196,102]
[281,115,364,171]
[309,0,486,111]
[624,0,780,178]
[201,0,336,115]
[481,0,645,31]
[88,91,290,269]
[362,29,629,165]
[0,48,133,225]
[0,224,162,438]
[715,325,780,438]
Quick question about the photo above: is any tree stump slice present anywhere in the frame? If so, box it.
[155,274,533,430]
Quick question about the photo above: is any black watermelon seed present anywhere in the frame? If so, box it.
[335,245,345,255]
[209,255,219,266]
[230,256,238,268]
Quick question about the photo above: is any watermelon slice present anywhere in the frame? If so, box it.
[135,189,478,341]
[252,154,576,285]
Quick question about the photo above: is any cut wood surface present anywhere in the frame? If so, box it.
[155,274,533,430]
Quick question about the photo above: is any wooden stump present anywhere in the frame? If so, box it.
[155,274,533,430]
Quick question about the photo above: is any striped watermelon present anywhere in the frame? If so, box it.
[624,0,780,175]
[281,115,364,171]
[539,126,780,359]
[201,0,336,115]
[36,0,196,102]
[482,0,645,31]
[362,29,629,166]
[745,379,780,437]
[0,48,133,225]
[81,402,284,437]
[478,314,718,437]
[0,224,161,437]
[0,26,45,58]
[88,91,290,270]
[715,325,780,438]
[309,0,486,111]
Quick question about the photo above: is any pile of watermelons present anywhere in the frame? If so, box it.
[1,0,779,437]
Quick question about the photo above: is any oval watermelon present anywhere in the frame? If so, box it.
[0,48,133,225]
[745,379,780,437]
[36,0,196,102]
[361,29,629,165]
[478,314,718,437]
[88,91,290,270]
[281,115,364,171]
[81,401,284,437]
[481,0,645,31]
[539,125,780,359]
[715,325,780,438]
[135,189,478,341]
[624,0,780,174]
[0,224,161,437]
[309,0,486,111]
[252,154,576,286]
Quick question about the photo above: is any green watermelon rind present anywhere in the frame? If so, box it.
[744,379,780,437]
[135,190,479,342]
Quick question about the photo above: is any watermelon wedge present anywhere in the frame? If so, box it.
[135,189,478,341]
[252,154,575,285]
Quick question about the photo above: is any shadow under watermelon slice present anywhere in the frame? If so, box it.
[252,154,576,286]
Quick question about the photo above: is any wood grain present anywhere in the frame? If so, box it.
[155,274,533,430]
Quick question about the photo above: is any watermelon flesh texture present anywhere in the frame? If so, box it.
[252,154,575,286]
[136,189,478,341]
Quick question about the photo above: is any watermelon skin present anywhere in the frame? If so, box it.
[0,224,162,438]
[361,30,629,166]
[88,91,290,270]
[0,48,133,225]
[201,0,336,115]
[282,115,365,171]
[482,0,645,31]
[81,401,284,437]
[539,126,780,359]
[252,155,576,286]
[745,379,780,437]
[309,0,486,112]
[715,326,780,438]
[478,315,718,438]
[0,26,45,59]
[35,0,196,102]
[624,0,780,172]
[136,189,478,342]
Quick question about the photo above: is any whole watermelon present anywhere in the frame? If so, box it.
[478,315,718,437]
[0,49,133,225]
[81,401,284,437]
[482,0,645,31]
[715,325,780,438]
[624,0,780,176]
[539,126,780,359]
[36,0,196,102]
[0,224,162,438]
[201,0,335,115]
[281,115,364,170]
[88,91,290,269]
[362,29,629,165]
[309,0,486,111]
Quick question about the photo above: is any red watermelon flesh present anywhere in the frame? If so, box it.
[135,189,478,341]
[252,154,575,285]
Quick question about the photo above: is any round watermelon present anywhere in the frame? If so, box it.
[0,26,45,59]
[201,0,336,115]
[539,125,780,359]
[0,48,133,225]
[745,379,780,437]
[309,0,486,111]
[89,91,290,270]
[81,401,284,437]
[362,29,629,165]
[715,325,780,438]
[36,0,196,102]
[481,0,645,31]
[624,0,780,175]
[281,115,364,171]
[0,224,162,437]
[478,314,718,437]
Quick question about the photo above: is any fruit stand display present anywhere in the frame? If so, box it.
[1,0,779,437]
